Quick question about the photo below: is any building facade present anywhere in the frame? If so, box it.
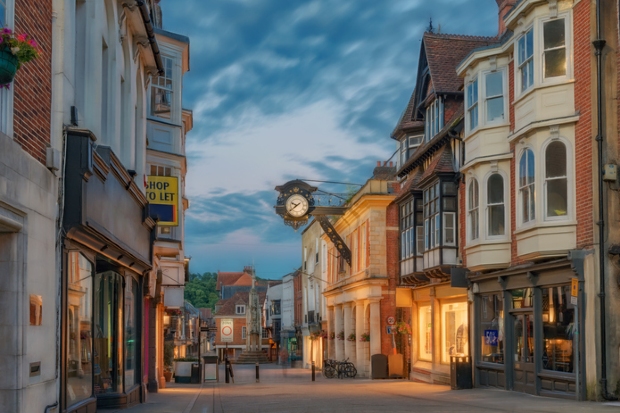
[456,0,620,401]
[323,174,399,378]
[0,1,56,412]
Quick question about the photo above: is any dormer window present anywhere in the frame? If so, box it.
[425,98,443,141]
[400,134,423,166]
[150,56,174,120]
[236,305,245,315]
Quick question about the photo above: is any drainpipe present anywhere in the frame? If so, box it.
[593,0,616,401]
[135,0,164,75]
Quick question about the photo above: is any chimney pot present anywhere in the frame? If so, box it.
[377,161,381,167]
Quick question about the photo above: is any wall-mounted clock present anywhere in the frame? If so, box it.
[285,193,309,218]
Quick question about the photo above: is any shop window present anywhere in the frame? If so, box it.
[124,276,139,386]
[542,285,574,373]
[511,288,534,309]
[479,294,504,364]
[418,305,432,361]
[519,148,535,224]
[441,301,468,364]
[545,141,568,219]
[487,174,505,236]
[66,252,94,407]
[94,270,124,394]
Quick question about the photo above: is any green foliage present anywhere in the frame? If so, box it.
[163,342,174,369]
[184,272,218,310]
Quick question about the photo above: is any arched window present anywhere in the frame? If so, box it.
[519,148,535,223]
[487,174,505,236]
[468,179,479,240]
[545,141,567,218]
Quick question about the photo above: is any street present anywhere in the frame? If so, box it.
[112,364,620,413]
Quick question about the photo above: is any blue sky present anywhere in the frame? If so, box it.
[161,0,497,279]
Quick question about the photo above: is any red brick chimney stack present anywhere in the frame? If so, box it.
[496,0,517,36]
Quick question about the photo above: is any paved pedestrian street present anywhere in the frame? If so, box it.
[111,364,620,413]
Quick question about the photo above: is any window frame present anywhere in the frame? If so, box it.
[423,182,440,250]
[425,98,444,141]
[518,147,536,226]
[468,179,480,242]
[466,78,479,131]
[541,16,568,81]
[150,55,175,120]
[485,172,507,239]
[236,305,245,315]
[543,138,571,222]
[483,70,506,125]
[517,27,534,93]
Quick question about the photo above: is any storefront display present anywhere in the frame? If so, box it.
[479,294,503,364]
[66,252,94,408]
[418,305,432,361]
[125,276,139,387]
[440,301,468,363]
[542,285,574,373]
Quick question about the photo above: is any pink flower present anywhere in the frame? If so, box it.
[28,39,37,48]
[1,28,12,35]
[0,83,11,90]
[16,33,27,42]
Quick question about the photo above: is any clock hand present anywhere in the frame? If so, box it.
[290,202,300,209]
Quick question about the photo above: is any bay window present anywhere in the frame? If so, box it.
[519,148,535,224]
[487,174,505,236]
[545,141,567,218]
[467,79,478,131]
[150,56,174,119]
[543,18,566,78]
[518,28,534,92]
[468,179,479,241]
[424,182,440,249]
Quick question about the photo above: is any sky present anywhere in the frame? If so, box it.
[160,0,498,279]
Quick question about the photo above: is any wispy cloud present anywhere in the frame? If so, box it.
[162,0,498,278]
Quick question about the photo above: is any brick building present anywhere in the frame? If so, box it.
[453,0,620,401]
[0,2,56,412]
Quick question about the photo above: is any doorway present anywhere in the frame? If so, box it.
[512,312,535,394]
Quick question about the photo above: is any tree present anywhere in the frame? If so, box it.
[184,272,218,309]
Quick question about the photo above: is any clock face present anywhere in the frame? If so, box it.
[286,194,309,218]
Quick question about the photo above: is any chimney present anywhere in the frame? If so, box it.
[496,0,517,36]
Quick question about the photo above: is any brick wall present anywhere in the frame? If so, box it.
[13,1,52,164]
[572,0,594,249]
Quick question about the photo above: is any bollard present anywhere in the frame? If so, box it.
[312,361,315,381]
[256,362,260,383]
[225,357,230,384]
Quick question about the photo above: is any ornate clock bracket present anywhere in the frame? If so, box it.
[274,179,352,266]
[313,215,351,267]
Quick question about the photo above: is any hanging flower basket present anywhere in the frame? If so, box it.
[359,332,370,342]
[346,333,356,342]
[0,28,41,88]
[336,331,345,340]
[0,49,17,84]
[329,332,335,340]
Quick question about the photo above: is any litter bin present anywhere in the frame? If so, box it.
[450,355,472,389]
[371,354,388,379]
[190,363,201,384]
[202,355,219,382]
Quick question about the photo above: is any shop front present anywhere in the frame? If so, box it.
[410,283,468,384]
[471,259,582,399]
[62,130,154,412]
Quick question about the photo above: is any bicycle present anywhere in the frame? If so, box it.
[335,358,357,379]
[323,359,337,378]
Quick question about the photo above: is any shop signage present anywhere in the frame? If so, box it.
[146,176,179,226]
[484,330,498,346]
[571,278,578,305]
[221,319,234,342]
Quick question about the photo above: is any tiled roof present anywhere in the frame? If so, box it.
[423,32,496,95]
[214,291,267,316]
[391,87,425,140]
[216,271,246,291]
[393,169,424,203]
[418,144,455,185]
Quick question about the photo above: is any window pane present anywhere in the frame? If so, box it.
[419,306,432,361]
[469,105,478,129]
[125,277,138,386]
[542,286,574,373]
[521,186,531,222]
[443,197,456,211]
[416,226,424,255]
[546,141,566,178]
[526,30,534,57]
[480,294,504,364]
[545,49,566,78]
[443,181,457,195]
[486,97,503,122]
[489,205,505,236]
[444,213,455,244]
[547,178,567,216]
[486,72,502,97]
[487,174,503,204]
[544,19,565,49]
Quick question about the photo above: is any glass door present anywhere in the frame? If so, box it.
[513,313,535,394]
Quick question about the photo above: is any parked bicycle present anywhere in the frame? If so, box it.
[323,358,357,379]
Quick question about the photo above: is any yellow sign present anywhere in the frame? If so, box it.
[146,176,178,226]
[571,278,579,297]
